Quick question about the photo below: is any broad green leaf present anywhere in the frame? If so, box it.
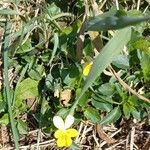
[72,28,131,111]
[0,101,5,113]
[133,39,150,55]
[123,103,131,119]
[60,64,79,87]
[28,69,42,81]
[0,114,9,125]
[28,65,44,81]
[92,99,113,112]
[98,83,115,96]
[15,78,39,100]
[128,95,139,106]
[16,39,33,54]
[140,53,150,81]
[114,83,124,98]
[100,107,121,125]
[84,107,101,123]
[92,94,120,105]
[17,120,28,134]
[46,3,61,16]
[112,54,129,69]
[131,107,141,120]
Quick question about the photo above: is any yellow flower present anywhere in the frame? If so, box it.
[53,115,78,147]
[83,62,93,76]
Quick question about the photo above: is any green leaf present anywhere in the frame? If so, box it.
[92,94,120,105]
[56,108,70,118]
[28,65,44,81]
[0,93,6,113]
[84,107,101,123]
[16,39,33,54]
[48,33,59,65]
[17,120,28,134]
[28,69,42,81]
[133,39,150,54]
[60,64,79,87]
[92,99,113,112]
[112,54,129,69]
[140,53,150,81]
[100,107,121,125]
[0,101,5,113]
[15,78,39,100]
[98,83,115,96]
[0,9,19,15]
[123,103,131,119]
[0,114,9,125]
[128,95,139,106]
[87,13,150,31]
[131,107,141,120]
[76,88,89,107]
[127,10,143,17]
[85,28,131,91]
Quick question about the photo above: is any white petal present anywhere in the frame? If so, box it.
[53,116,65,130]
[64,115,74,129]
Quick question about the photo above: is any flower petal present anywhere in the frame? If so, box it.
[65,137,72,147]
[56,131,73,147]
[66,128,78,137]
[53,116,65,130]
[64,115,74,129]
[54,129,64,138]
[83,62,93,76]
[57,138,66,147]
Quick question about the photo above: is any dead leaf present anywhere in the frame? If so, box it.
[60,89,72,105]
[96,124,116,144]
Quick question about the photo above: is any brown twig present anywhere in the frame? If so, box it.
[108,65,150,103]
[96,124,116,144]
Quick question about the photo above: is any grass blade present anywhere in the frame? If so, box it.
[70,27,131,114]
[2,21,19,150]
[48,33,59,65]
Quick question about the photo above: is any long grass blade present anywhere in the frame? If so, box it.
[2,21,19,150]
[70,27,131,114]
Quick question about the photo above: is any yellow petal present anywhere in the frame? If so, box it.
[53,116,65,130]
[66,128,78,137]
[65,137,72,147]
[56,131,73,147]
[54,129,64,138]
[83,62,93,76]
[57,138,66,147]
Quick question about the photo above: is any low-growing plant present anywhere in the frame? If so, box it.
[0,0,150,149]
